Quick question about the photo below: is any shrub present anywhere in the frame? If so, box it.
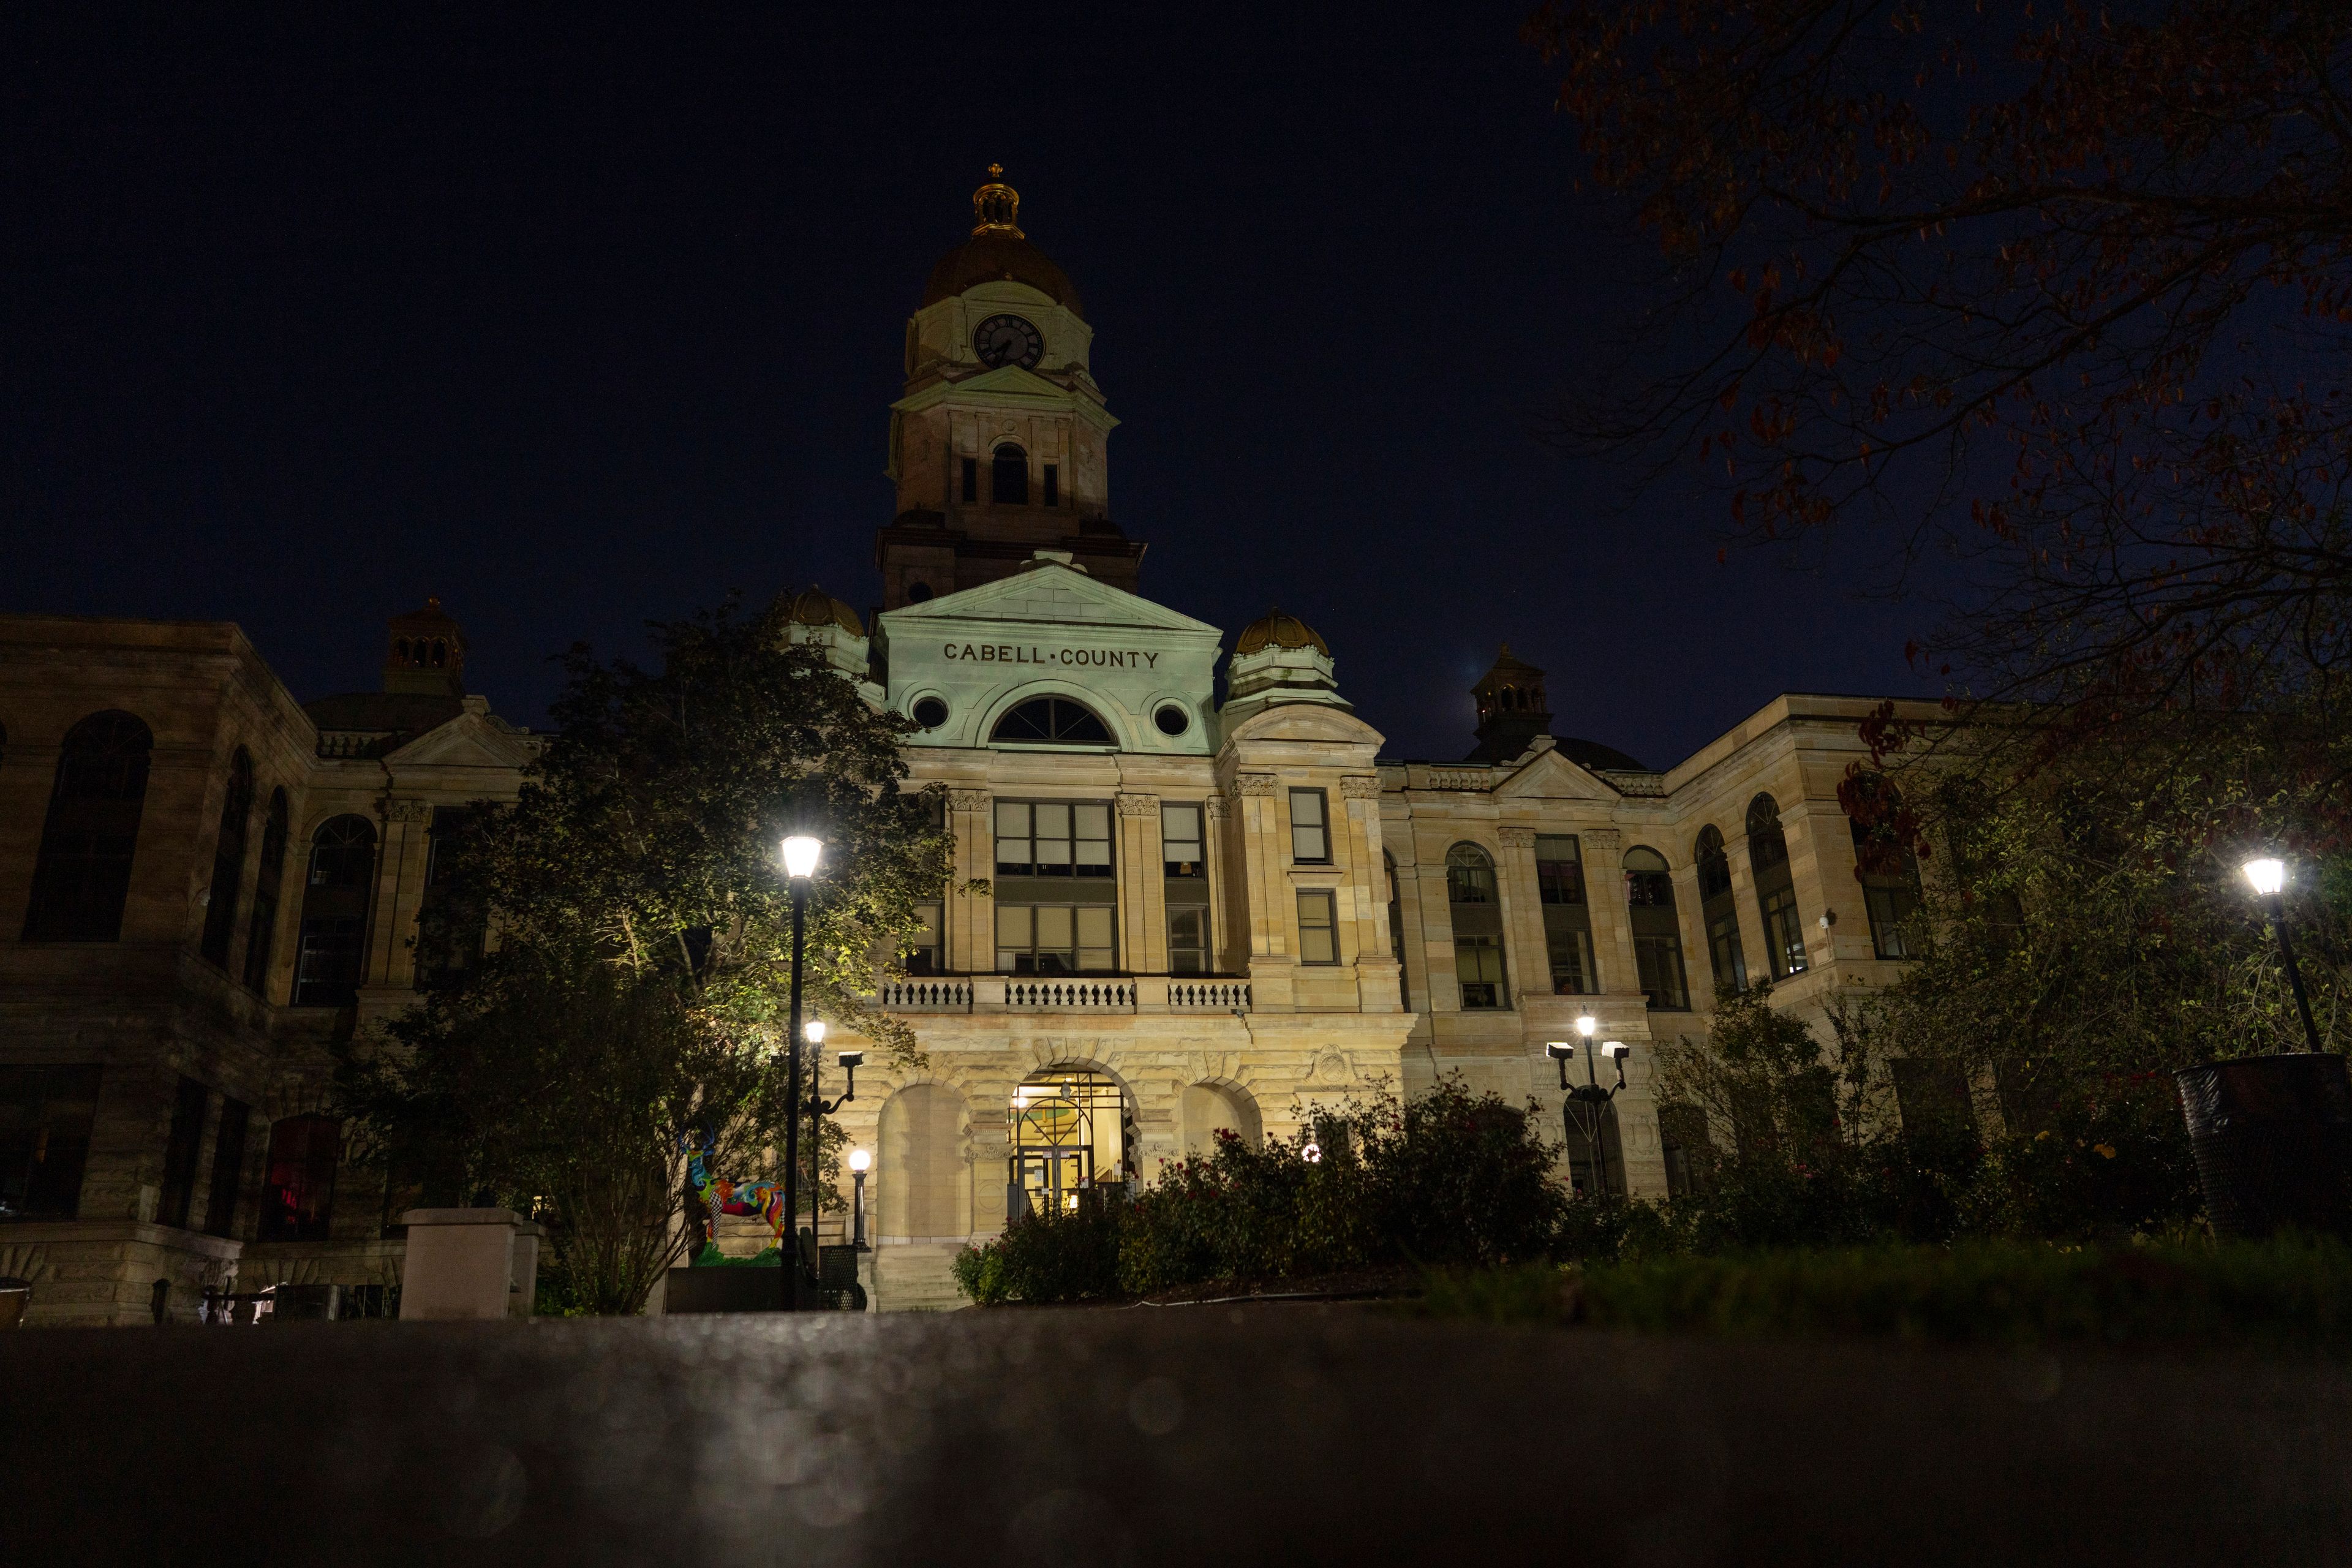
[949,1194,1123,1306]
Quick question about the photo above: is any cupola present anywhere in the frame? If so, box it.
[382,598,466,697]
[777,584,879,694]
[1468,644,1550,761]
[918,164,1085,316]
[1222,607,1350,726]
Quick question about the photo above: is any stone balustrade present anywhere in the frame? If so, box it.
[875,975,1253,1014]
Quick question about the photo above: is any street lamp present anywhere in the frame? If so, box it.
[2244,856,2325,1054]
[807,1033,863,1253]
[848,1148,872,1250]
[779,833,822,1309]
[1547,1019,1631,1205]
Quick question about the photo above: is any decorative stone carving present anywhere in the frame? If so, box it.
[1496,826,1537,847]
[1116,793,1159,817]
[383,801,431,825]
[946,790,990,813]
[1231,774,1277,798]
[1339,775,1380,799]
[1584,827,1624,856]
[1203,794,1229,822]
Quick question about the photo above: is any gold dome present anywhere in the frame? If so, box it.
[1234,607,1330,658]
[780,585,865,637]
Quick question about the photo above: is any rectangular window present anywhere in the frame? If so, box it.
[158,1076,209,1229]
[995,801,1113,878]
[997,904,1117,974]
[1545,925,1595,995]
[1891,1057,1977,1143]
[1706,910,1749,992]
[960,456,978,502]
[1288,789,1330,864]
[1456,933,1508,1009]
[203,1097,250,1238]
[1042,463,1059,507]
[1168,906,1207,974]
[0,1064,102,1223]
[1863,881,1921,959]
[1534,835,1585,904]
[1297,890,1339,964]
[1634,934,1691,1011]
[902,902,943,974]
[1162,804,1205,878]
[1760,884,1809,979]
[1657,1103,1714,1199]
[293,917,366,1006]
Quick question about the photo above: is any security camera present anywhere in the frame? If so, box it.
[1546,1041,1575,1061]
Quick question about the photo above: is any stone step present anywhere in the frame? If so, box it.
[873,1243,970,1313]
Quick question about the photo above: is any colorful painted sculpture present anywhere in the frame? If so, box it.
[684,1126,788,1248]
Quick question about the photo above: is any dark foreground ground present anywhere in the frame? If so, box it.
[4,1308,2349,1566]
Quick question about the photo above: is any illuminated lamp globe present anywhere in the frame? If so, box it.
[2244,857,2287,896]
[1576,1015,1597,1039]
[848,1148,872,1174]
[804,1019,827,1046]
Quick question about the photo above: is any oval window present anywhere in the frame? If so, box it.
[1153,703,1190,736]
[911,696,949,730]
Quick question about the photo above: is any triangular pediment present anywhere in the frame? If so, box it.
[1492,745,1623,802]
[882,562,1220,638]
[891,364,1117,429]
[384,713,540,770]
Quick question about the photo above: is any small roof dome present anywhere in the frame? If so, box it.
[919,165,1084,316]
[1235,607,1330,658]
[780,585,865,638]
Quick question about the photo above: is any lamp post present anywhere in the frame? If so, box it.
[779,833,822,1310]
[848,1148,871,1250]
[1546,1014,1631,1205]
[2244,857,2325,1055]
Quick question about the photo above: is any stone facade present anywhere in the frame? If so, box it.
[0,169,1940,1320]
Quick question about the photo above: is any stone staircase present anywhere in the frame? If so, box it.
[873,1243,970,1313]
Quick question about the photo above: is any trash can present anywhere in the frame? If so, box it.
[0,1276,30,1330]
[2176,1053,2352,1238]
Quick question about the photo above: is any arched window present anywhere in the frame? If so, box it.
[293,815,376,1006]
[992,443,1028,505]
[1386,851,1411,1011]
[23,710,154,942]
[198,748,256,968]
[1746,794,1808,979]
[1446,844,1507,1009]
[1623,846,1690,1009]
[1849,777,1925,959]
[243,789,290,997]
[991,696,1112,746]
[258,1113,340,1242]
[1694,824,1746,993]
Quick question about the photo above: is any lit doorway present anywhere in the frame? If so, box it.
[1009,1070,1127,1217]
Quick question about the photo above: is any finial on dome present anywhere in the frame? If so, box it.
[971,164,1024,238]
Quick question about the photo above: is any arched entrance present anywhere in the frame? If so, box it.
[1182,1081,1262,1156]
[1008,1069,1128,1216]
[877,1083,971,1240]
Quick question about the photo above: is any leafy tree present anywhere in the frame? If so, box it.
[1528,0,2352,783]
[337,597,959,1314]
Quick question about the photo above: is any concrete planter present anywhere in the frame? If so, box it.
[2175,1052,2352,1238]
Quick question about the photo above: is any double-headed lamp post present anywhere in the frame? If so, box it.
[780,833,823,1310]
[2244,857,2325,1055]
[1547,1014,1632,1205]
[805,1018,862,1261]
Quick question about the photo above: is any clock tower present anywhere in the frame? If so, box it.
[875,167,1143,609]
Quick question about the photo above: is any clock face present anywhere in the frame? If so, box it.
[973,314,1045,369]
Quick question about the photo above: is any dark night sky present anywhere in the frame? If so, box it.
[1,2,1942,769]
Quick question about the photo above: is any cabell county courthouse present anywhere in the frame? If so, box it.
[0,170,1938,1322]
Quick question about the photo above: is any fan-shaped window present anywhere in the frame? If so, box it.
[1746,794,1807,979]
[1446,844,1507,1009]
[198,748,256,968]
[1695,824,1746,992]
[1623,846,1690,1010]
[293,815,376,1006]
[1445,843,1496,904]
[992,443,1028,505]
[1849,776,1925,960]
[243,789,290,997]
[992,696,1112,747]
[23,710,154,942]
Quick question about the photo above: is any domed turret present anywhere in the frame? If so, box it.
[919,165,1085,316]
[776,584,876,695]
[780,585,865,638]
[1221,607,1349,726]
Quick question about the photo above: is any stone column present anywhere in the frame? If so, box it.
[1581,827,1633,995]
[946,790,992,972]
[1203,793,1233,972]
[1496,826,1550,1006]
[1116,793,1165,973]
[1725,832,1773,991]
[370,801,432,989]
[1785,797,1866,967]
